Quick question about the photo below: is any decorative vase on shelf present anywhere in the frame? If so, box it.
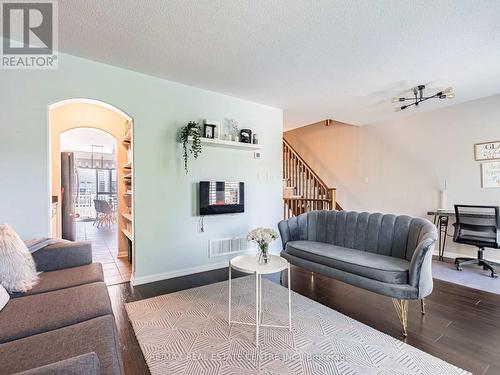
[258,243,269,264]
[438,179,448,210]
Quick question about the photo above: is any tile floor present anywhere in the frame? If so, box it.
[76,220,131,285]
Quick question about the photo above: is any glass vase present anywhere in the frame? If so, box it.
[258,243,269,264]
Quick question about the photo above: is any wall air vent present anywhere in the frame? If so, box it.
[209,236,256,258]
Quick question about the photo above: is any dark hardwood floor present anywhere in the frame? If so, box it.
[108,266,500,375]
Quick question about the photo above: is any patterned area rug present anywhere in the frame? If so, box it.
[126,276,469,375]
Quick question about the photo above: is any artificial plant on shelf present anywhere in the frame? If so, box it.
[179,121,202,174]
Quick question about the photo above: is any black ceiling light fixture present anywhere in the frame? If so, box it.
[392,85,455,111]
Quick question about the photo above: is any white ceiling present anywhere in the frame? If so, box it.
[60,128,116,154]
[54,0,500,129]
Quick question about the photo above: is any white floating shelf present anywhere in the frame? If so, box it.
[188,136,262,150]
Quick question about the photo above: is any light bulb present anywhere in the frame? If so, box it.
[446,93,455,99]
[443,87,453,94]
[391,97,399,103]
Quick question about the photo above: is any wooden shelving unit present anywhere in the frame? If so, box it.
[120,122,133,264]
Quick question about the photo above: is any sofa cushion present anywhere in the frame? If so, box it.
[10,263,104,298]
[32,241,92,272]
[285,240,410,284]
[0,282,112,344]
[14,352,100,375]
[0,315,123,375]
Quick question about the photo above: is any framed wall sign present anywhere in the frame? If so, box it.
[481,161,500,188]
[474,141,500,161]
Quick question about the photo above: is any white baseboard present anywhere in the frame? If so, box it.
[131,261,229,286]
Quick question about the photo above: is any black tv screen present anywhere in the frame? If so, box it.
[199,181,244,215]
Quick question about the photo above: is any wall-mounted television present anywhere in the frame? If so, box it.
[199,181,244,215]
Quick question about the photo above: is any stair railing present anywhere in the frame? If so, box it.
[283,138,338,218]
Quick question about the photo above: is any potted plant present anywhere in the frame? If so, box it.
[247,227,279,264]
[179,121,202,173]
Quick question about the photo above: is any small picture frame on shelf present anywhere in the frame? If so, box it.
[239,129,252,143]
[204,124,216,139]
[204,120,220,139]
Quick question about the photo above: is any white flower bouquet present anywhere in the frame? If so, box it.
[247,227,279,264]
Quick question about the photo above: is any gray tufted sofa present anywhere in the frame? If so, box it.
[278,210,437,336]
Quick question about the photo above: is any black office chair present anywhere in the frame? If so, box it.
[453,205,500,278]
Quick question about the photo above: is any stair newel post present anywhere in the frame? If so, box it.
[329,188,336,211]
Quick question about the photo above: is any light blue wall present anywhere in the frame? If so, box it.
[0,50,283,282]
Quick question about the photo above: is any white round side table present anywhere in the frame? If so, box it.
[228,254,291,348]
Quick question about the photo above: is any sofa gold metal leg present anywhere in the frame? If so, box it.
[420,298,426,315]
[392,299,409,337]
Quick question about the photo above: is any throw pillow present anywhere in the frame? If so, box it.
[0,284,9,311]
[0,285,10,311]
[0,224,39,293]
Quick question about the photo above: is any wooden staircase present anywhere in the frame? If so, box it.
[283,138,340,219]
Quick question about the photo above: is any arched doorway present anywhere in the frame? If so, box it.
[49,99,134,285]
